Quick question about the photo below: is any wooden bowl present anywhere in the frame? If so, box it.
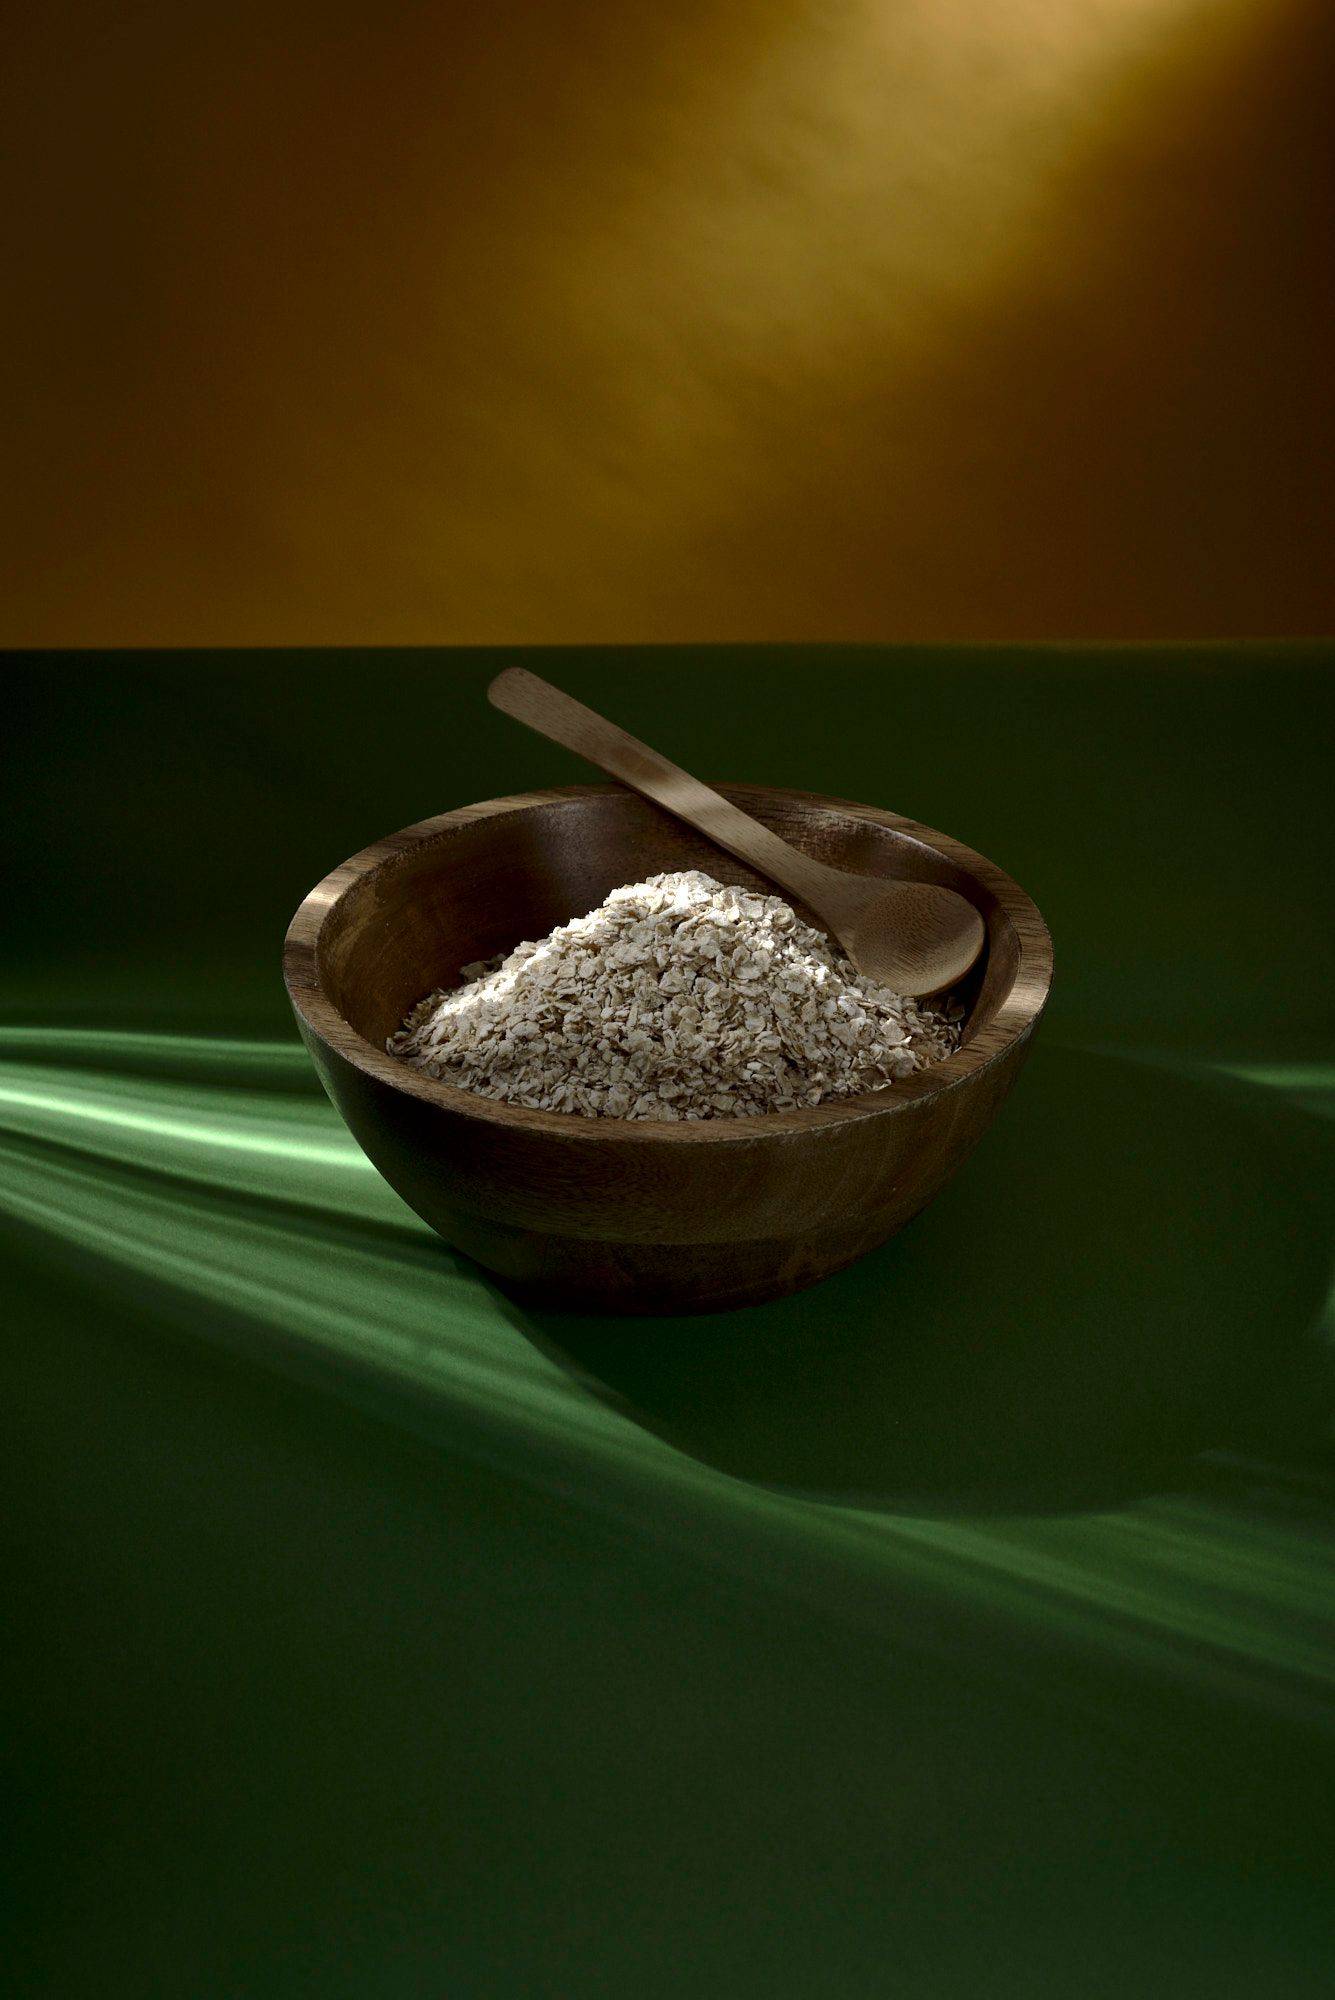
[283,785,1052,1314]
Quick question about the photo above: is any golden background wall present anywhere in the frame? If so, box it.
[4,0,1332,647]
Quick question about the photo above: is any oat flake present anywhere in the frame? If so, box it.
[387,871,963,1120]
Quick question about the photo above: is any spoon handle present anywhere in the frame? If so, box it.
[488,667,836,912]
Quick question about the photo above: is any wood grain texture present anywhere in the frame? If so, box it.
[283,785,1052,1312]
[487,668,984,994]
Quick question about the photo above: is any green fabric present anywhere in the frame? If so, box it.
[4,645,1334,1997]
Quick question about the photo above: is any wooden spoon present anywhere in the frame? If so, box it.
[487,667,984,997]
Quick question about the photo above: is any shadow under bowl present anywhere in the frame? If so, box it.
[283,784,1052,1313]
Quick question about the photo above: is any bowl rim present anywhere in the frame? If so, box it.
[283,782,1053,1145]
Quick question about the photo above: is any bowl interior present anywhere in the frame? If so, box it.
[314,787,1021,1068]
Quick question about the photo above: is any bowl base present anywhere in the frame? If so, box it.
[444,1208,926,1317]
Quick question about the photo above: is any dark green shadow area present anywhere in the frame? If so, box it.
[503,1046,1335,1513]
[5,1159,1335,2000]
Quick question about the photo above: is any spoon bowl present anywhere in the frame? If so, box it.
[821,875,988,996]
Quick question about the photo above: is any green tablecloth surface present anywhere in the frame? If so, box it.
[4,646,1334,1997]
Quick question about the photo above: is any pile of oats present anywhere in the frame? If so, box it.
[388,871,963,1120]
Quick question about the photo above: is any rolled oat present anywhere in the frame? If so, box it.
[388,871,963,1119]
